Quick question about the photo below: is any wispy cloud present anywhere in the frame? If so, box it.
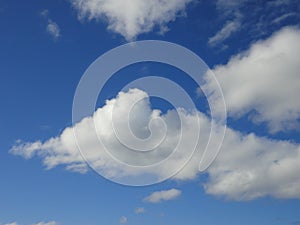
[208,18,241,47]
[4,221,57,225]
[272,12,297,24]
[33,221,57,225]
[210,0,299,47]
[208,0,243,47]
[144,189,182,203]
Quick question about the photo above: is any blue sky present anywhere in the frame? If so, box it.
[1,0,300,225]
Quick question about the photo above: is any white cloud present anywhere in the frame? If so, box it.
[205,128,300,200]
[212,0,298,47]
[10,88,207,181]
[40,9,61,40]
[119,216,127,225]
[46,20,61,40]
[208,18,241,47]
[70,0,193,41]
[144,189,182,203]
[134,207,145,214]
[3,222,56,225]
[272,12,297,24]
[33,222,57,225]
[10,86,300,200]
[205,26,300,133]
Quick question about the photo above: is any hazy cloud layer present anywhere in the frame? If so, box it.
[206,128,300,200]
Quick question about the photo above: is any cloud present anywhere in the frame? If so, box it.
[119,216,127,225]
[205,127,300,200]
[207,0,244,47]
[10,86,300,200]
[272,12,297,24]
[40,9,61,40]
[134,207,145,214]
[10,88,208,181]
[46,20,61,39]
[211,0,299,47]
[70,0,193,41]
[205,26,300,133]
[144,189,182,203]
[3,222,56,225]
[208,18,241,47]
[40,9,49,17]
[33,222,57,225]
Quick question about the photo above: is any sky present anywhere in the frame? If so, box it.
[1,0,300,225]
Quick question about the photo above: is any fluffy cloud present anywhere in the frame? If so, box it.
[205,127,300,200]
[46,20,61,39]
[10,37,300,202]
[10,87,300,199]
[40,10,61,40]
[144,189,182,203]
[10,88,207,183]
[4,223,18,225]
[70,0,193,41]
[205,26,300,133]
